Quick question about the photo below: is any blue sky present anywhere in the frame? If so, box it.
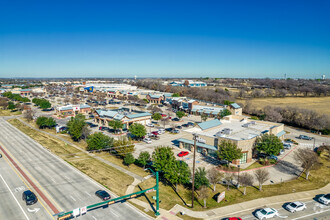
[0,0,329,78]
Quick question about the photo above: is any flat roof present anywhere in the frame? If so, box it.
[187,119,283,141]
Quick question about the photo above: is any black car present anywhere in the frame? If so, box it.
[165,128,173,132]
[59,126,68,132]
[256,152,267,159]
[22,190,38,205]
[176,125,182,129]
[95,190,111,201]
[99,126,109,131]
[172,118,180,121]
[182,124,189,127]
[187,122,195,126]
[89,123,98,128]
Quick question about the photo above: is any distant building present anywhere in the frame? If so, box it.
[169,80,207,87]
[56,104,91,117]
[94,108,152,130]
[146,94,164,104]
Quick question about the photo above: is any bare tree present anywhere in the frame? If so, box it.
[23,109,36,122]
[71,96,79,105]
[238,173,254,195]
[294,148,320,180]
[64,96,70,105]
[207,167,223,191]
[254,169,269,191]
[81,126,91,140]
[0,98,8,109]
[198,186,210,208]
[224,168,234,190]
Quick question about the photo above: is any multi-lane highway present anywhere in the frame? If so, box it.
[0,118,150,220]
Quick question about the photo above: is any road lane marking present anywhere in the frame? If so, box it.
[70,195,76,202]
[85,191,91,196]
[27,208,40,213]
[110,210,119,218]
[92,216,97,220]
[292,208,330,219]
[0,174,30,220]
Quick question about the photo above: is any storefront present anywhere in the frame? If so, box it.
[177,138,218,158]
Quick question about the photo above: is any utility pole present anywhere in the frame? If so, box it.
[191,133,198,208]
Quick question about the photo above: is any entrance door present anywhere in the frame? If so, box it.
[240,152,247,164]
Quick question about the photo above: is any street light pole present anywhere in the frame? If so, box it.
[191,133,198,208]
[237,165,240,188]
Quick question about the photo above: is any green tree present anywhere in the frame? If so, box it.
[124,153,135,167]
[152,146,176,173]
[176,111,185,119]
[152,113,162,121]
[171,93,180,97]
[194,167,209,190]
[39,99,51,109]
[86,132,114,151]
[36,116,48,128]
[223,100,233,105]
[137,151,151,168]
[109,120,123,133]
[220,109,231,118]
[22,97,30,103]
[256,134,283,156]
[129,123,147,140]
[7,101,16,110]
[165,160,191,191]
[67,115,86,141]
[113,136,135,158]
[201,113,208,122]
[46,117,57,128]
[217,140,243,164]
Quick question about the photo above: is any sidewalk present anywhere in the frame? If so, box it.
[167,183,330,219]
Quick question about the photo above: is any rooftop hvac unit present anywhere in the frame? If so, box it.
[250,121,256,125]
[222,128,232,135]
[242,123,251,128]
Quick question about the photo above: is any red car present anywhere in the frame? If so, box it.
[152,131,159,135]
[178,151,189,157]
[161,114,167,117]
[222,218,242,220]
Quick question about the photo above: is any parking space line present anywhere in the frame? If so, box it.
[292,209,330,219]
[0,174,30,220]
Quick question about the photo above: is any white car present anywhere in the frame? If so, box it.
[318,193,330,205]
[285,201,306,212]
[255,208,278,220]
[143,138,152,144]
[158,129,165,134]
[146,123,154,127]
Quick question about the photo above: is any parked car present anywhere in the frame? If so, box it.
[182,123,189,127]
[176,125,182,129]
[285,201,306,213]
[222,218,242,220]
[0,153,2,158]
[59,126,68,132]
[283,143,291,150]
[267,155,278,161]
[89,123,98,128]
[318,193,330,205]
[277,149,284,155]
[99,126,109,131]
[257,153,267,159]
[171,129,180,134]
[143,138,152,144]
[152,131,159,136]
[95,190,111,201]
[255,208,278,219]
[149,134,160,140]
[187,122,195,126]
[22,190,38,205]
[172,118,180,121]
[298,135,313,140]
[158,129,165,134]
[165,128,173,132]
[89,114,94,118]
[161,114,167,117]
[178,151,189,157]
[146,123,154,127]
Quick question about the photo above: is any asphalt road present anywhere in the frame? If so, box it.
[0,118,150,220]
[223,199,330,220]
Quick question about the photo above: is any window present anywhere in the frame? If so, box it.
[197,147,203,153]
[240,152,247,164]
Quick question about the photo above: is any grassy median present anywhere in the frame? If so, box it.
[9,118,134,196]
[0,109,22,116]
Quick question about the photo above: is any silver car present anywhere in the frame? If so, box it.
[285,201,306,213]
